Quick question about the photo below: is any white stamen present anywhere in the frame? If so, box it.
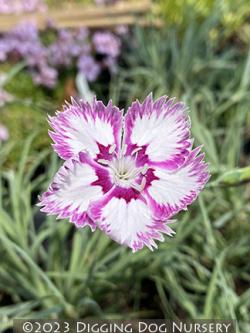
[97,159,110,166]
[140,177,147,191]
[131,147,142,155]
[100,152,148,193]
[131,183,141,192]
[121,143,128,155]
[141,164,148,175]
[131,176,147,192]
[109,144,116,154]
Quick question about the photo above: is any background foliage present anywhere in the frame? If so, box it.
[156,0,250,39]
[0,1,250,333]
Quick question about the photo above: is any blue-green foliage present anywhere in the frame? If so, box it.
[0,11,250,333]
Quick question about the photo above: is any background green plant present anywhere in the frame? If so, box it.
[156,0,250,40]
[0,2,250,333]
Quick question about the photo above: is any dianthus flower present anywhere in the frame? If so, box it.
[39,95,209,251]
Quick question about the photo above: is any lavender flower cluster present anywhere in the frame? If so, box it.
[0,0,124,88]
[0,0,46,14]
[95,0,119,4]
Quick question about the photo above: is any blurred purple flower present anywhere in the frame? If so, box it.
[0,41,8,61]
[95,0,118,4]
[104,56,118,74]
[0,124,9,142]
[71,28,91,56]
[75,28,89,42]
[48,42,72,67]
[0,4,124,87]
[0,88,14,107]
[11,21,39,41]
[48,28,91,66]
[33,65,58,88]
[0,0,46,14]
[93,31,121,58]
[1,22,47,66]
[77,55,101,82]
[115,25,129,35]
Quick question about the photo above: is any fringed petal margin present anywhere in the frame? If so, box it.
[38,152,113,229]
[143,147,210,220]
[124,94,191,169]
[48,98,122,160]
[89,186,175,252]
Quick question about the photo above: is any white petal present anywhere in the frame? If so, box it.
[90,191,174,251]
[49,98,122,160]
[101,198,152,245]
[124,95,191,168]
[39,154,112,228]
[145,148,210,219]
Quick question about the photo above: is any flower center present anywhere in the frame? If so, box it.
[97,145,148,192]
[111,156,139,184]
